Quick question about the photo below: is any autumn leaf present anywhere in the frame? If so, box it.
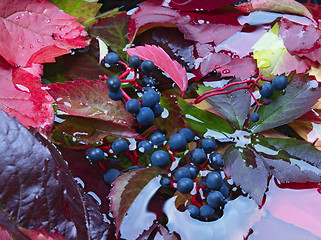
[127,45,188,95]
[0,0,90,67]
[0,57,54,131]
[47,79,135,126]
[165,0,240,11]
[18,228,66,240]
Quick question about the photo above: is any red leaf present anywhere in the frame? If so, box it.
[163,0,240,11]
[18,228,66,240]
[129,0,243,45]
[0,227,13,240]
[0,0,89,67]
[47,79,135,126]
[0,57,54,131]
[127,45,188,95]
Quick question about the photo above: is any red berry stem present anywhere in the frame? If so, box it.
[121,88,131,101]
[118,60,130,69]
[99,162,107,172]
[190,194,202,208]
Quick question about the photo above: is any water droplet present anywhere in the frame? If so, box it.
[257,59,271,68]
[215,65,221,69]
[37,39,41,43]
[222,69,230,74]
[15,16,20,20]
[29,44,33,49]
[45,19,51,23]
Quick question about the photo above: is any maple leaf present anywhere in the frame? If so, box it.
[0,57,54,131]
[127,45,188,95]
[236,0,315,24]
[47,79,135,126]
[0,0,90,67]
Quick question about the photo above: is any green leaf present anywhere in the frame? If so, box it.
[249,74,321,133]
[197,82,251,130]
[178,98,234,138]
[89,11,130,60]
[49,0,102,27]
[108,167,164,237]
[224,145,269,205]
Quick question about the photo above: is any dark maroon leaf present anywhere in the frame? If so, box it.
[224,145,269,205]
[197,81,251,130]
[18,228,66,240]
[0,110,89,239]
[164,0,240,11]
[0,210,29,240]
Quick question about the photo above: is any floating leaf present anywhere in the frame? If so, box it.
[0,0,89,67]
[197,82,251,130]
[0,110,89,239]
[109,167,164,237]
[249,74,321,133]
[127,45,188,95]
[165,0,240,11]
[236,0,315,23]
[178,98,234,138]
[47,79,135,126]
[0,57,54,131]
[49,0,102,27]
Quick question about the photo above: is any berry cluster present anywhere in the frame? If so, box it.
[104,52,163,127]
[86,127,231,222]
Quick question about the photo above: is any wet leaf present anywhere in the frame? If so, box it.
[197,82,251,130]
[236,0,314,23]
[53,115,143,144]
[0,210,29,240]
[178,98,234,138]
[0,0,89,67]
[253,23,310,78]
[0,110,90,239]
[165,0,240,11]
[224,145,269,205]
[249,74,321,133]
[127,45,188,95]
[49,0,101,27]
[0,57,54,132]
[18,228,66,240]
[89,11,130,60]
[47,79,135,126]
[109,167,164,237]
[156,225,179,240]
[0,227,13,240]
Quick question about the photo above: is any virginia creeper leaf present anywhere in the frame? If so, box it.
[53,115,143,144]
[224,145,269,205]
[47,79,135,126]
[0,227,13,240]
[127,45,188,95]
[108,167,164,237]
[0,210,29,240]
[236,0,315,23]
[0,57,54,132]
[18,228,66,240]
[0,0,89,67]
[249,74,321,133]
[197,82,251,130]
[89,11,130,60]
[0,110,90,239]
[177,98,234,138]
[164,0,240,11]
[49,0,102,27]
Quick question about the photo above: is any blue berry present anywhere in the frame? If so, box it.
[136,107,155,126]
[185,164,199,179]
[250,112,260,122]
[207,191,224,208]
[205,171,223,190]
[199,138,216,153]
[177,177,194,194]
[150,132,166,146]
[111,138,128,153]
[141,90,160,107]
[187,205,199,218]
[126,99,141,114]
[105,52,119,65]
[151,150,170,168]
[152,103,163,118]
[103,168,120,184]
[87,148,104,163]
[189,148,207,166]
[169,133,187,151]
[174,167,192,182]
[129,56,141,69]
[259,82,274,98]
[141,76,156,86]
[106,76,121,92]
[179,128,195,142]
[141,60,155,74]
[219,182,229,198]
[272,75,288,90]
[108,89,123,101]
[160,177,171,187]
[138,140,152,153]
[125,165,144,172]
[208,152,224,170]
[199,205,214,218]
